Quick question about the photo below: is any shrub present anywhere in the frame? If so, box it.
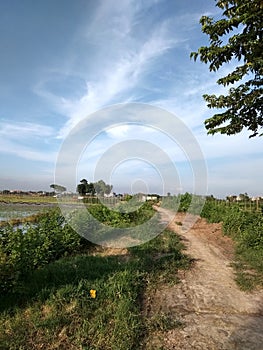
[0,209,82,293]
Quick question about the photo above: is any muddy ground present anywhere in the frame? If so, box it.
[144,208,263,350]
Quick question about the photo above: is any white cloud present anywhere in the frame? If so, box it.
[56,31,177,138]
[2,0,260,197]
[32,0,188,140]
[0,138,57,162]
[0,121,54,139]
[106,125,130,138]
[0,121,56,162]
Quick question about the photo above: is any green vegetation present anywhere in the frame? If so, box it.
[50,184,67,193]
[0,211,51,228]
[191,0,263,137]
[200,198,263,289]
[0,208,85,293]
[162,193,263,290]
[87,201,155,228]
[0,194,58,204]
[77,179,96,196]
[67,201,159,246]
[162,192,205,214]
[0,203,189,349]
[1,190,262,350]
[76,179,112,196]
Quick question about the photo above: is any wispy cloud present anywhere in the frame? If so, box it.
[2,0,261,195]
[32,0,187,139]
[0,121,56,162]
[0,138,57,162]
[0,121,54,139]
[57,35,178,137]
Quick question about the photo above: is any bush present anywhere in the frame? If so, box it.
[0,203,157,293]
[162,193,205,215]
[200,199,228,222]
[0,209,82,293]
[87,201,155,227]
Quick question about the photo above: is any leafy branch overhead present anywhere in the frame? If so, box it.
[191,0,263,137]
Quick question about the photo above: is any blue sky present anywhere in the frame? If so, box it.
[1,0,262,198]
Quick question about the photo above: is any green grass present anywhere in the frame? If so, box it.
[0,228,189,350]
[0,194,58,204]
[200,199,263,290]
[232,247,263,290]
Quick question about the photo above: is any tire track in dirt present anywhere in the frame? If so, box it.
[145,207,263,350]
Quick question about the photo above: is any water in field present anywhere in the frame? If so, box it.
[0,203,55,222]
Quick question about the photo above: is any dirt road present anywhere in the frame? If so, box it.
[146,207,263,350]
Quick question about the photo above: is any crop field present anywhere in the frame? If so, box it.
[0,194,58,204]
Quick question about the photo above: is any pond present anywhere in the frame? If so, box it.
[0,203,56,222]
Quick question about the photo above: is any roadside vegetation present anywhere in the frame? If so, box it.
[1,191,262,349]
[163,193,263,290]
[200,198,263,290]
[162,192,205,214]
[0,202,190,350]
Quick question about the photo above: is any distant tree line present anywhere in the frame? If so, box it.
[0,180,113,197]
[50,184,67,193]
[76,179,113,196]
[0,190,55,196]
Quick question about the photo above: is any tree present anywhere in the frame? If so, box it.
[191,0,263,137]
[76,179,95,196]
[76,179,112,196]
[78,179,88,196]
[226,195,237,202]
[93,180,113,196]
[239,192,250,201]
[76,183,86,196]
[50,184,66,193]
[87,183,95,196]
[80,179,88,185]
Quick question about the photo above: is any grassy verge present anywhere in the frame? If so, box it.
[161,194,263,291]
[201,199,263,290]
[0,210,189,349]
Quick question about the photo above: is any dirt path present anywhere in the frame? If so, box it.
[146,207,263,350]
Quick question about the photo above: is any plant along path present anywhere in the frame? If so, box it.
[146,207,263,350]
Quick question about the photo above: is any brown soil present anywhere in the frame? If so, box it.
[144,207,263,350]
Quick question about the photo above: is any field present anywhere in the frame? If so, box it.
[0,194,58,204]
[0,202,190,349]
[0,194,262,348]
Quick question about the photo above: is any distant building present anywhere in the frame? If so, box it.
[104,192,114,198]
[141,195,158,202]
